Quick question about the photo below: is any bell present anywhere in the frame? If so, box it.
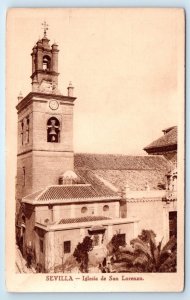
[49,128,56,135]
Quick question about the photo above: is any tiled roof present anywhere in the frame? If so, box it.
[75,170,118,195]
[74,153,171,191]
[39,185,97,200]
[88,169,168,191]
[23,190,44,201]
[37,184,114,201]
[59,215,110,224]
[23,183,118,203]
[144,126,177,151]
[74,153,170,170]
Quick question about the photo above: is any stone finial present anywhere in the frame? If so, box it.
[145,182,150,191]
[67,81,74,97]
[17,91,23,102]
[125,184,130,197]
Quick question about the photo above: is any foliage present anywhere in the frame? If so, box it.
[73,236,93,273]
[110,230,177,273]
[108,232,126,256]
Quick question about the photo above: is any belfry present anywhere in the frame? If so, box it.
[16,24,76,205]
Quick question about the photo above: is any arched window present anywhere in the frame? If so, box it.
[81,207,87,214]
[103,205,109,212]
[43,55,51,71]
[47,117,60,143]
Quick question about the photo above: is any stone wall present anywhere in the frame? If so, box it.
[127,198,167,242]
[41,221,136,272]
[35,200,120,225]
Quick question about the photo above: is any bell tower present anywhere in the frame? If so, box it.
[16,23,76,203]
[31,21,60,93]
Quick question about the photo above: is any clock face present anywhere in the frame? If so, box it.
[49,100,59,110]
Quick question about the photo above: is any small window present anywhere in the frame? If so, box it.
[117,233,126,246]
[169,211,177,238]
[21,121,24,145]
[26,117,30,143]
[64,241,71,254]
[81,207,87,213]
[23,167,25,186]
[40,239,44,253]
[47,117,60,143]
[103,205,109,212]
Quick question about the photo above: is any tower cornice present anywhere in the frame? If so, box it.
[30,70,59,80]
[16,92,77,113]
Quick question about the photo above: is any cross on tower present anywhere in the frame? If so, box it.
[42,21,49,37]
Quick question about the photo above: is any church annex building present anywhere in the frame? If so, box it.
[15,28,177,273]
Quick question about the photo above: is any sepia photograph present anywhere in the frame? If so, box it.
[6,8,185,292]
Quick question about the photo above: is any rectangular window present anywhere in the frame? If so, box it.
[169,211,177,238]
[40,239,43,253]
[26,117,30,143]
[23,167,25,186]
[21,120,24,145]
[118,233,126,246]
[64,241,71,254]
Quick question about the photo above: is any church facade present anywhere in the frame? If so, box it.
[15,29,177,273]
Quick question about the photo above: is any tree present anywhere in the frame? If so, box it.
[109,230,177,273]
[107,233,126,258]
[73,236,93,273]
[129,230,177,272]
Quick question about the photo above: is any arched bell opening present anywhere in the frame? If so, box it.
[43,55,51,71]
[47,117,60,143]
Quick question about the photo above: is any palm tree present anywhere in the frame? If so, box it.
[109,230,177,273]
[129,230,177,272]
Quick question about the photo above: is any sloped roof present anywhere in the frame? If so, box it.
[144,126,177,151]
[74,153,170,170]
[59,216,110,224]
[38,185,99,200]
[23,183,118,204]
[74,153,171,191]
[23,153,171,205]
[23,190,44,201]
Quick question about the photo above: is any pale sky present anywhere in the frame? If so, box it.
[7,8,184,155]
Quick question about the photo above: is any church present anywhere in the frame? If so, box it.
[15,26,177,273]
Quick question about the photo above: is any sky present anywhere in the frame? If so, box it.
[6,8,184,156]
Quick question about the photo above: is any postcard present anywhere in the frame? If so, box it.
[6,8,185,292]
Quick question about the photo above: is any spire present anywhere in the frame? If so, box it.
[41,20,49,38]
